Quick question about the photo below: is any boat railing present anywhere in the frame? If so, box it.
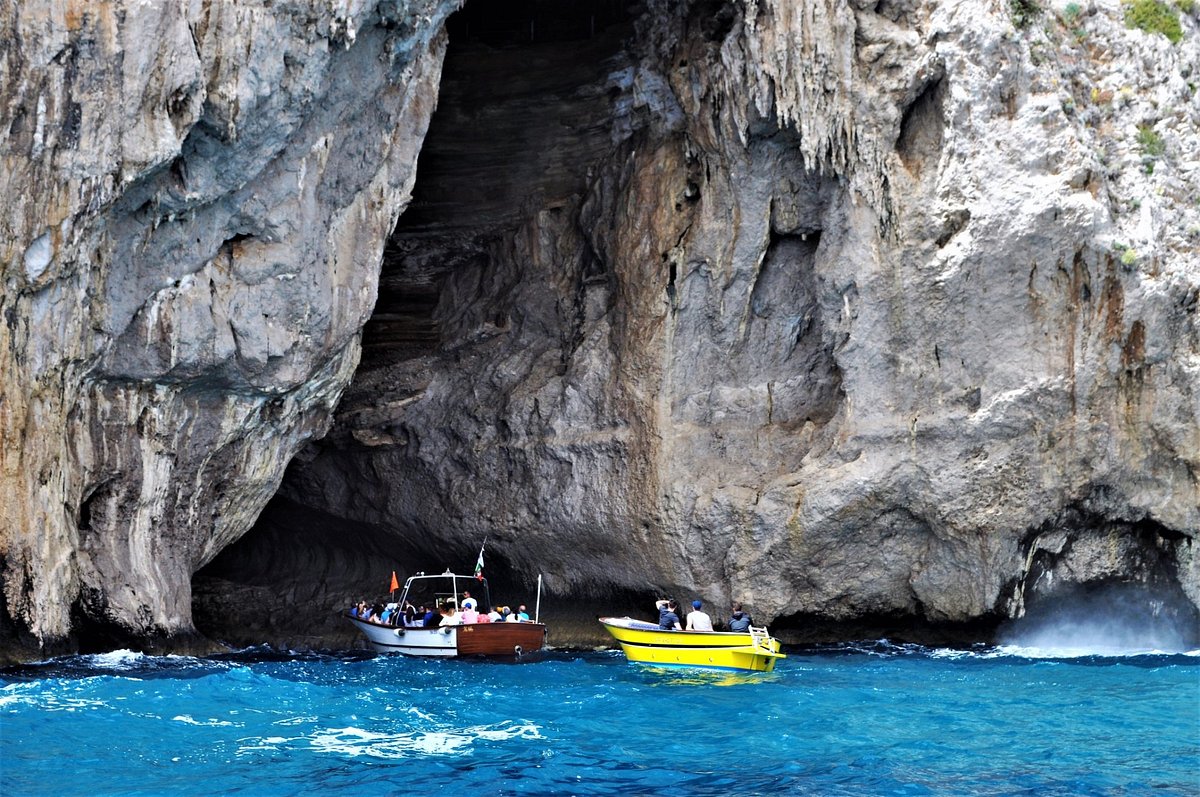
[749,626,773,653]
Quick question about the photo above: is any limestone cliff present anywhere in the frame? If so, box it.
[1,0,458,659]
[3,0,1198,659]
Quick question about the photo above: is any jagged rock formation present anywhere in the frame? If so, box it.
[1,0,458,660]
[4,0,1198,660]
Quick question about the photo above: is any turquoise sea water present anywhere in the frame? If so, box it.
[2,642,1197,796]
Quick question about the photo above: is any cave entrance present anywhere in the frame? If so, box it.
[359,0,635,371]
[193,0,640,648]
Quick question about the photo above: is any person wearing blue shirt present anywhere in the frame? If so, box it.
[655,598,682,630]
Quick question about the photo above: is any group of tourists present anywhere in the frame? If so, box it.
[350,590,534,628]
[655,598,753,632]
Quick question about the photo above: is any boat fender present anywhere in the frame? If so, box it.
[514,645,523,657]
[393,628,405,636]
[441,627,452,635]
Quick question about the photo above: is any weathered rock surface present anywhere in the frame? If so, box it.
[4,0,1198,660]
[1,0,457,660]
[198,0,1199,650]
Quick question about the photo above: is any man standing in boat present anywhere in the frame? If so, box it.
[655,598,682,630]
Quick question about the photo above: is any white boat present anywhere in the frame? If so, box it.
[346,571,546,658]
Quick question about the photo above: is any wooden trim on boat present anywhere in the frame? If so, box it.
[456,622,547,656]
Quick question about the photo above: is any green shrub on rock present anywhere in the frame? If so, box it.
[1124,0,1184,43]
[1136,124,1166,157]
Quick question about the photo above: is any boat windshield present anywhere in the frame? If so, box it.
[399,574,490,614]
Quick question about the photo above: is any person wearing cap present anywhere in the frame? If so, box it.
[686,599,713,631]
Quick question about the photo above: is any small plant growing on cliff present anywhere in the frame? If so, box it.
[1177,0,1195,16]
[1011,0,1043,28]
[1124,0,1183,43]
[1137,124,1165,173]
[1062,2,1088,37]
[1112,242,1140,268]
[1137,124,1166,156]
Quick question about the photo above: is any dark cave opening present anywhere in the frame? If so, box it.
[359,0,636,371]
[998,509,1200,650]
[194,0,643,649]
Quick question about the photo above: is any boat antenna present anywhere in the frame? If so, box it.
[535,573,543,623]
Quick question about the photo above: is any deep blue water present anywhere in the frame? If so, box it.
[2,642,1197,796]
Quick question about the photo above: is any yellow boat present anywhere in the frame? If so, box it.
[598,616,786,672]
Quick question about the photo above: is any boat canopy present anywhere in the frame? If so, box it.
[398,572,491,612]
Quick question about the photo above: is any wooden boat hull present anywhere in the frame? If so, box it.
[599,617,785,673]
[347,614,546,658]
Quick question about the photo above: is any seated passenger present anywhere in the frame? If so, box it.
[461,606,479,624]
[476,610,493,624]
[439,605,461,626]
[685,600,713,632]
[487,606,503,623]
[655,599,682,630]
[517,605,531,622]
[728,602,752,632]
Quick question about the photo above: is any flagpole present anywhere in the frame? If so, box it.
[535,573,542,623]
[473,536,488,581]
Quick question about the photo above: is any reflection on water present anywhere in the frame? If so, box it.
[633,665,781,688]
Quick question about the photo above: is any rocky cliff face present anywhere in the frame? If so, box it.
[1,0,458,659]
[4,0,1198,660]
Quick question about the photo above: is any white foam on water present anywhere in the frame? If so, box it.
[993,644,1194,659]
[85,650,147,669]
[0,687,110,711]
[172,714,240,727]
[235,735,297,755]
[309,721,543,760]
[271,715,317,726]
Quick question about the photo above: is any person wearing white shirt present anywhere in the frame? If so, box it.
[686,600,713,631]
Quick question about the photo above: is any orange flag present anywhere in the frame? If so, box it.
[389,571,399,592]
